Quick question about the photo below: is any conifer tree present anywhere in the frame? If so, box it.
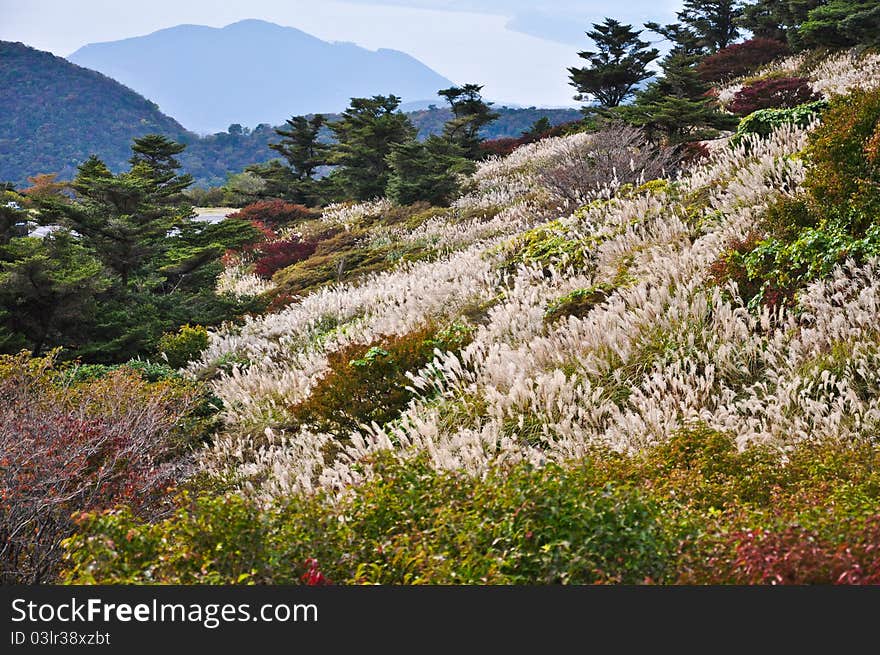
[677,0,743,52]
[386,136,472,207]
[568,18,660,109]
[616,27,737,143]
[438,84,499,159]
[329,95,416,200]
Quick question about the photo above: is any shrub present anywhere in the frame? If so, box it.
[729,77,821,116]
[252,237,317,279]
[805,87,880,231]
[503,220,593,276]
[711,520,880,584]
[479,137,523,158]
[732,100,828,147]
[157,324,209,369]
[289,323,474,437]
[0,352,202,583]
[697,38,791,83]
[544,284,614,324]
[62,456,680,584]
[719,89,880,309]
[226,200,318,227]
[539,123,680,205]
[61,426,880,585]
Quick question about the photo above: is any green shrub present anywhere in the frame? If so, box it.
[62,456,680,585]
[805,88,880,233]
[156,324,209,369]
[732,100,828,147]
[544,283,615,324]
[289,323,474,438]
[716,89,880,309]
[502,220,592,275]
[60,425,880,585]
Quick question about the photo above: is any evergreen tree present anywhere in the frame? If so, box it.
[0,189,27,245]
[800,1,880,48]
[256,114,332,205]
[568,18,660,109]
[269,115,329,181]
[329,95,416,200]
[739,0,826,49]
[0,231,109,355]
[677,0,744,52]
[386,136,472,207]
[39,153,185,286]
[128,134,194,201]
[616,28,737,143]
[20,136,261,362]
[523,117,553,140]
[438,84,500,159]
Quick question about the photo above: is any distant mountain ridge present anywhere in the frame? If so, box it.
[0,40,581,188]
[68,20,455,134]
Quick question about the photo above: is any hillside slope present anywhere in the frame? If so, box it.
[191,49,880,498]
[57,48,880,585]
[0,41,190,184]
[68,20,455,134]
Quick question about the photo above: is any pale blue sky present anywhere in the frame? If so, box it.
[0,0,680,107]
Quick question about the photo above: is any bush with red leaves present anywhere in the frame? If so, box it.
[721,520,880,585]
[227,200,318,228]
[0,353,201,583]
[479,121,584,158]
[480,137,523,158]
[729,77,822,116]
[697,38,791,83]
[252,237,317,279]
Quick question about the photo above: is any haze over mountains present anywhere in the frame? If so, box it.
[68,19,456,134]
[1,39,580,187]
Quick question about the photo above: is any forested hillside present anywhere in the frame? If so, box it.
[0,41,190,182]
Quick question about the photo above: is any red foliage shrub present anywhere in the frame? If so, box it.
[480,137,523,158]
[697,38,791,83]
[479,121,581,158]
[252,237,317,279]
[301,558,330,585]
[729,77,821,116]
[227,200,318,227]
[680,141,711,164]
[0,353,200,583]
[722,520,880,584]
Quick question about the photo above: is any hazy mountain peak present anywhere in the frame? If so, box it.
[67,20,454,134]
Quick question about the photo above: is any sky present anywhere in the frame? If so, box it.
[0,0,680,108]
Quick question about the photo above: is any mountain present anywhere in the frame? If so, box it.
[0,40,580,187]
[68,20,455,134]
[0,41,191,184]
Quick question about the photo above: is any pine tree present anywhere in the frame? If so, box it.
[616,29,737,143]
[568,18,660,109]
[128,134,194,201]
[438,84,500,159]
[269,114,329,181]
[329,95,416,200]
[0,189,27,245]
[39,153,184,286]
[739,0,826,49]
[0,231,109,355]
[677,0,743,52]
[800,1,880,48]
[386,136,472,206]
